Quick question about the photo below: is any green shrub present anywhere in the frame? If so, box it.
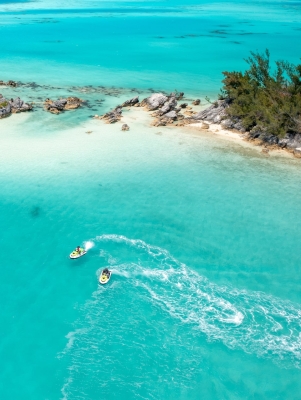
[0,101,8,108]
[222,50,301,137]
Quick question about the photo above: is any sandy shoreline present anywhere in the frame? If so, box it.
[0,87,299,163]
[187,121,294,159]
[113,107,298,161]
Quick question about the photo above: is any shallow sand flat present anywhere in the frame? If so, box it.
[0,106,298,176]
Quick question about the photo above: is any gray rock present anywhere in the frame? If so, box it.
[144,93,168,111]
[193,99,230,122]
[163,110,177,120]
[122,96,139,107]
[278,138,289,148]
[122,123,130,131]
[232,121,246,132]
[192,99,201,105]
[10,97,32,113]
[221,119,234,129]
[0,95,32,118]
[286,133,301,149]
[158,96,177,115]
[102,106,122,123]
[52,99,68,110]
[180,103,188,109]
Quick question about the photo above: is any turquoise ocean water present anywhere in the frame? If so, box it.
[1,0,301,399]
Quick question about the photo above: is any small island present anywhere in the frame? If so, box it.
[1,51,301,158]
[95,51,301,157]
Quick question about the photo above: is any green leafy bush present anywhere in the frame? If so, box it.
[0,101,8,108]
[221,50,301,137]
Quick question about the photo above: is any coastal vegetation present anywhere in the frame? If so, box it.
[221,50,301,138]
[0,100,8,108]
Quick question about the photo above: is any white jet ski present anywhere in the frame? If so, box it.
[99,268,111,285]
[69,247,87,259]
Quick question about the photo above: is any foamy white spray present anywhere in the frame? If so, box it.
[83,240,95,251]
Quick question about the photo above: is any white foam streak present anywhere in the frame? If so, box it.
[83,240,94,251]
[60,233,301,396]
[90,234,301,368]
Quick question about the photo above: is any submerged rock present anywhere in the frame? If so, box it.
[101,106,122,123]
[192,99,201,105]
[175,92,184,100]
[122,96,139,107]
[44,97,82,114]
[0,80,18,87]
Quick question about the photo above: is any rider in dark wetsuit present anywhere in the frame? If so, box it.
[103,268,110,276]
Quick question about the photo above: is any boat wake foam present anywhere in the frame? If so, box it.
[60,234,301,398]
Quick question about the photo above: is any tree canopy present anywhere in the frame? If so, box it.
[221,50,301,137]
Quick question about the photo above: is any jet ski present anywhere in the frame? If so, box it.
[99,268,111,285]
[69,247,87,259]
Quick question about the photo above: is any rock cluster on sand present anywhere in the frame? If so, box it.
[96,91,187,125]
[0,94,32,118]
[99,106,123,123]
[192,98,301,151]
[92,88,301,156]
[44,97,83,114]
[139,92,189,127]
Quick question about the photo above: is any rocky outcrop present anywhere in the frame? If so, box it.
[44,97,82,114]
[164,110,177,120]
[157,96,177,116]
[193,98,301,151]
[284,133,301,149]
[10,97,32,113]
[0,94,32,119]
[122,124,130,131]
[142,92,188,126]
[192,99,200,105]
[100,106,123,123]
[122,96,139,107]
[193,99,230,124]
[141,93,168,111]
[248,127,301,149]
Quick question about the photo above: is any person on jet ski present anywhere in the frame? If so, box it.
[103,268,109,276]
[76,246,81,254]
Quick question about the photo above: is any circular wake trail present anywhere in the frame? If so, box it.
[93,234,301,367]
[60,235,301,398]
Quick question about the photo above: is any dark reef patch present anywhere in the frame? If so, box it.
[30,206,41,218]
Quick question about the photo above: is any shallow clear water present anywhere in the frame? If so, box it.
[1,1,301,399]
